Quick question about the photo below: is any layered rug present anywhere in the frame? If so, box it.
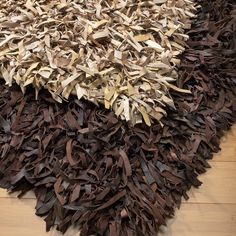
[0,0,236,236]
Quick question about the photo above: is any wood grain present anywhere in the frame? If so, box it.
[0,125,235,236]
[187,162,236,204]
[159,203,236,236]
[0,198,79,236]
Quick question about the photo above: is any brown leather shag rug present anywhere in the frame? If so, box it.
[0,0,236,235]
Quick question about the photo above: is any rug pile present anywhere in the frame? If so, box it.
[0,0,235,236]
[0,0,195,125]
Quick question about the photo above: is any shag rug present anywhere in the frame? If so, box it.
[0,0,196,125]
[0,0,236,236]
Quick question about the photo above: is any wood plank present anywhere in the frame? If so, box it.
[0,198,235,236]
[0,189,35,199]
[159,203,236,236]
[0,198,79,236]
[213,125,236,162]
[187,162,236,204]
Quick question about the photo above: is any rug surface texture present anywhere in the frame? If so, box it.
[0,0,236,236]
[0,0,196,125]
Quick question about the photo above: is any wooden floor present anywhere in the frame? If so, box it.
[0,126,236,236]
